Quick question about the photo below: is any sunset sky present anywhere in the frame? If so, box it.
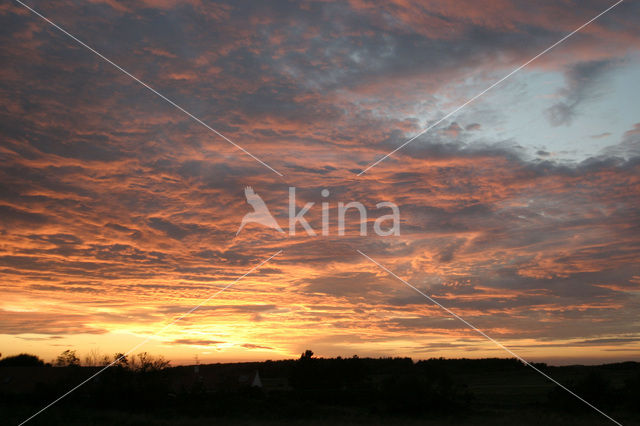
[1,0,639,366]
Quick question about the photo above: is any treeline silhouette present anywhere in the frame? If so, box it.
[1,350,639,424]
[0,349,169,370]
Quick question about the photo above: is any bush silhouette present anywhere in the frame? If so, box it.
[0,353,47,367]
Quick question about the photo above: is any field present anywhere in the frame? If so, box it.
[2,357,639,425]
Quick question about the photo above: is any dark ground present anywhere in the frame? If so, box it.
[2,356,639,425]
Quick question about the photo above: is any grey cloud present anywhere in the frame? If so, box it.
[0,310,107,335]
[602,122,640,159]
[241,343,274,350]
[159,304,278,315]
[544,59,615,127]
[172,339,226,346]
[0,205,50,226]
[303,272,399,300]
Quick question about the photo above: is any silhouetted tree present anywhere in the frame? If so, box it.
[113,353,129,368]
[291,349,316,390]
[55,349,80,367]
[132,352,170,372]
[84,348,110,366]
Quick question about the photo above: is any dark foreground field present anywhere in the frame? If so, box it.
[2,356,639,425]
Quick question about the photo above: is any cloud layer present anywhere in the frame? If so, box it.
[1,0,639,364]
